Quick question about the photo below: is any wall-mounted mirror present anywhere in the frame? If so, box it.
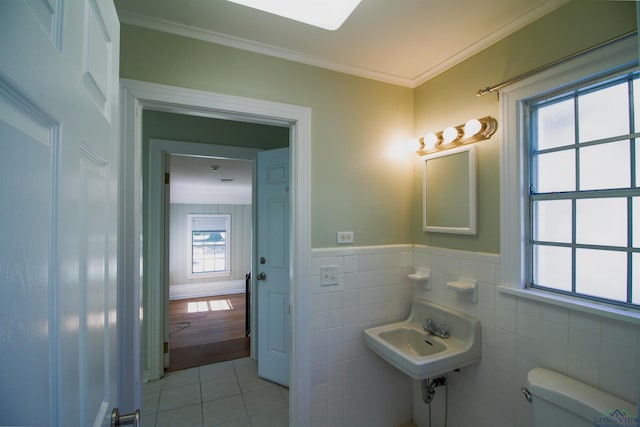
[423,145,477,234]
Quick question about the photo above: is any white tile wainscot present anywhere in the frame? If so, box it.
[309,244,640,427]
[310,245,414,427]
[411,245,640,427]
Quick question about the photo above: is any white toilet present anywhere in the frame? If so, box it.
[525,368,636,427]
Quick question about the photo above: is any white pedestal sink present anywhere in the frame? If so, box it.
[363,299,482,379]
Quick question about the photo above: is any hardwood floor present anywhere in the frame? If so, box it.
[167,294,249,372]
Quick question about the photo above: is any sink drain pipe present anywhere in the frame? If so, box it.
[421,376,448,427]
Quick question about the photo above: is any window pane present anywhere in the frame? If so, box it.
[634,253,640,305]
[634,77,640,133]
[576,248,626,301]
[579,141,630,190]
[533,245,572,291]
[193,238,204,273]
[636,140,640,187]
[535,150,575,193]
[576,198,626,247]
[533,200,572,243]
[635,198,640,248]
[537,99,575,150]
[578,82,629,142]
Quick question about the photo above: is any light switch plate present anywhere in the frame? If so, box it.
[320,265,339,286]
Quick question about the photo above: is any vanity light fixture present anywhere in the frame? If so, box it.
[417,116,498,156]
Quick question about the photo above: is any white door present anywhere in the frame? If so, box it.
[0,1,122,426]
[257,147,290,386]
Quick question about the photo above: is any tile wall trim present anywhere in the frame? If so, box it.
[414,244,500,264]
[312,244,414,257]
[498,286,640,326]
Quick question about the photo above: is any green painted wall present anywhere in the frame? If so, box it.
[143,110,289,150]
[121,0,636,252]
[121,27,415,248]
[412,0,637,253]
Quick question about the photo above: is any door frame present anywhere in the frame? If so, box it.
[119,79,312,425]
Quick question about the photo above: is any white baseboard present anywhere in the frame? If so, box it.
[169,279,246,300]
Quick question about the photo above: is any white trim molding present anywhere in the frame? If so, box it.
[169,280,245,300]
[118,83,144,413]
[499,36,638,311]
[497,286,640,326]
[120,79,312,426]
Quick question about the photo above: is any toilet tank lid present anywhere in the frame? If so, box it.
[527,368,636,420]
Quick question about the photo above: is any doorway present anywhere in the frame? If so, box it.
[120,79,312,424]
[146,131,284,375]
[165,154,256,371]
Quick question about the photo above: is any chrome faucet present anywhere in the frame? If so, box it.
[423,319,449,339]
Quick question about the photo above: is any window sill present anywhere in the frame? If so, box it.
[497,286,640,326]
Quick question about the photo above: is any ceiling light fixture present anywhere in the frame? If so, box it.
[226,0,362,31]
[417,116,498,156]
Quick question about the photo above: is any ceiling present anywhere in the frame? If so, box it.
[170,155,253,205]
[114,0,570,87]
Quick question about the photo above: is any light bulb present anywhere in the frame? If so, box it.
[463,119,482,138]
[442,127,459,144]
[423,133,439,150]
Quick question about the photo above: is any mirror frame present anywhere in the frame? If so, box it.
[422,144,477,235]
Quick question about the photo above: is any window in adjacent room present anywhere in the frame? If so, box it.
[526,71,640,308]
[188,214,231,275]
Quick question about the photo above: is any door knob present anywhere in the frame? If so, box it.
[257,272,266,281]
[111,408,140,427]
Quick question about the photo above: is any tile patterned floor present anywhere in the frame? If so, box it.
[143,358,289,427]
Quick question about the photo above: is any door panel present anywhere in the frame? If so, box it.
[0,1,121,425]
[257,148,290,386]
[267,292,288,354]
[25,0,64,50]
[79,147,116,426]
[268,200,287,268]
[0,91,56,426]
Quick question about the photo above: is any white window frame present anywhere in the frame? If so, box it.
[187,213,231,278]
[499,36,640,322]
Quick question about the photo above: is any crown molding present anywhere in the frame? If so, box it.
[119,0,570,89]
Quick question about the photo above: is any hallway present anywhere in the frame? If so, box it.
[143,358,288,426]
